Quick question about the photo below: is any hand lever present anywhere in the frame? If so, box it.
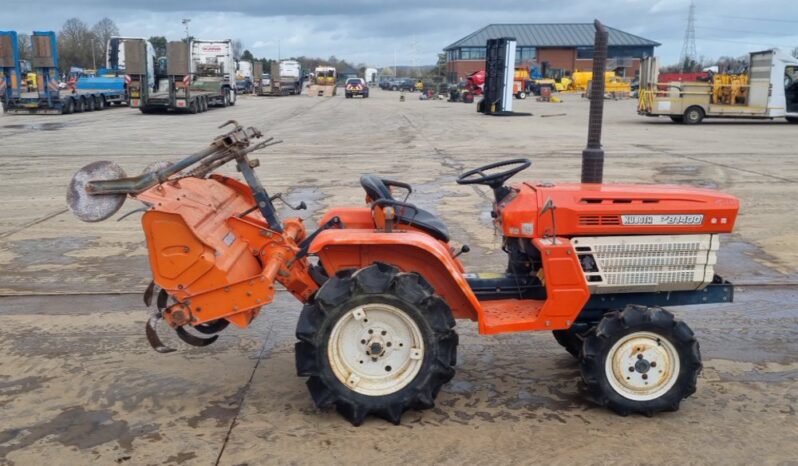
[270,193,307,211]
[453,245,470,258]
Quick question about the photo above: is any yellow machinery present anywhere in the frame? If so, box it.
[308,66,337,96]
[711,74,748,105]
[570,71,629,92]
[25,71,37,91]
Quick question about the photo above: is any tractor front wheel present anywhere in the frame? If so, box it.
[579,305,701,416]
[295,262,458,426]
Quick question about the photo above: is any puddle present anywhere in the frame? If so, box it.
[0,406,158,455]
[277,187,327,230]
[654,164,719,189]
[1,122,70,131]
[4,236,98,267]
[717,236,798,284]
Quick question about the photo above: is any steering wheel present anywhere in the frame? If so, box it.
[456,158,531,188]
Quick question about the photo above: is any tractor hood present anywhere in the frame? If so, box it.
[498,182,740,238]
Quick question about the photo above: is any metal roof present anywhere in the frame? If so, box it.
[444,23,660,50]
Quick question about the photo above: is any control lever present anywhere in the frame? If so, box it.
[271,193,307,211]
[453,245,470,258]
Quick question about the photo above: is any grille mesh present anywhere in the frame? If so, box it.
[574,234,717,294]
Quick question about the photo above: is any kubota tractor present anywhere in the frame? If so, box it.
[66,22,739,425]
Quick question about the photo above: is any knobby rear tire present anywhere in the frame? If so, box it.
[295,262,458,426]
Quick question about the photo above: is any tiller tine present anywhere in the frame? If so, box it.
[145,314,177,354]
[176,326,219,347]
[194,320,230,335]
[157,289,169,312]
[143,281,156,307]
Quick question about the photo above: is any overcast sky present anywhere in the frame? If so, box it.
[5,1,798,66]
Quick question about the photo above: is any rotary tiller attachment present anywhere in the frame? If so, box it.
[142,286,223,353]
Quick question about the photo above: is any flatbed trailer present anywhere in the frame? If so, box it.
[638,50,798,124]
[1,31,127,115]
[128,40,235,114]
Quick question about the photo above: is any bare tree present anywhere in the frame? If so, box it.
[91,18,119,68]
[17,33,31,61]
[231,39,243,60]
[792,47,798,59]
[58,18,94,73]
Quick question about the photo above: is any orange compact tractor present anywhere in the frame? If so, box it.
[67,22,739,425]
[67,119,738,424]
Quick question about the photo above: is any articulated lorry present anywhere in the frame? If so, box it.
[128,39,236,114]
[1,31,128,115]
[254,60,302,96]
[638,49,798,124]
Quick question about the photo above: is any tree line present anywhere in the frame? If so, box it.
[664,47,798,74]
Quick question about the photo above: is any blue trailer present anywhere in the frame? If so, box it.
[1,31,128,115]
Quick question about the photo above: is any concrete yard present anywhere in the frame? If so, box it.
[1,90,797,465]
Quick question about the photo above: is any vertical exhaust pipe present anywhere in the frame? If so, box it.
[581,20,609,184]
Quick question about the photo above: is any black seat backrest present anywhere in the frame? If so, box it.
[360,174,393,201]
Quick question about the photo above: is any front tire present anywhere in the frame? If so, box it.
[580,305,701,416]
[517,91,527,99]
[786,116,798,124]
[683,106,704,125]
[295,263,458,426]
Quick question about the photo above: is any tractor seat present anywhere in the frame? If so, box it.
[360,174,450,242]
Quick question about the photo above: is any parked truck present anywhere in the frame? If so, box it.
[307,65,337,96]
[638,49,798,124]
[254,60,302,96]
[1,31,128,115]
[236,59,253,93]
[129,39,236,114]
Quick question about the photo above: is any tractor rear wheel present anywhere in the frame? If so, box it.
[295,262,458,426]
[579,305,701,416]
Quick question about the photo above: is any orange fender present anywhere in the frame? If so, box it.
[309,230,481,321]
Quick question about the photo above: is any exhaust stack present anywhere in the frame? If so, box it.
[581,20,609,184]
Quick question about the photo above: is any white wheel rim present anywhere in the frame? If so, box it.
[328,303,424,396]
[605,331,680,401]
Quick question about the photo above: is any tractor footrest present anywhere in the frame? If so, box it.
[479,299,544,334]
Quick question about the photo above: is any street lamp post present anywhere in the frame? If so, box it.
[182,18,191,42]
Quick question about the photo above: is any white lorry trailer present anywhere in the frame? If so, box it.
[129,39,236,114]
[638,49,798,124]
[255,60,302,96]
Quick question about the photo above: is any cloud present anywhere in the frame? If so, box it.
[3,0,797,66]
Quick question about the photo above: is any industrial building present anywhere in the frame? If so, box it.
[444,23,659,82]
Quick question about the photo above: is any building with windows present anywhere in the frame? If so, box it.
[444,23,659,83]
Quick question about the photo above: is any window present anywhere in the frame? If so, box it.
[515,47,536,64]
[577,47,593,59]
[459,47,486,60]
[608,46,654,59]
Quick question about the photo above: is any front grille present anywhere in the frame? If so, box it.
[571,234,718,294]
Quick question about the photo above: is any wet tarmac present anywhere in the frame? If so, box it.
[0,90,797,464]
